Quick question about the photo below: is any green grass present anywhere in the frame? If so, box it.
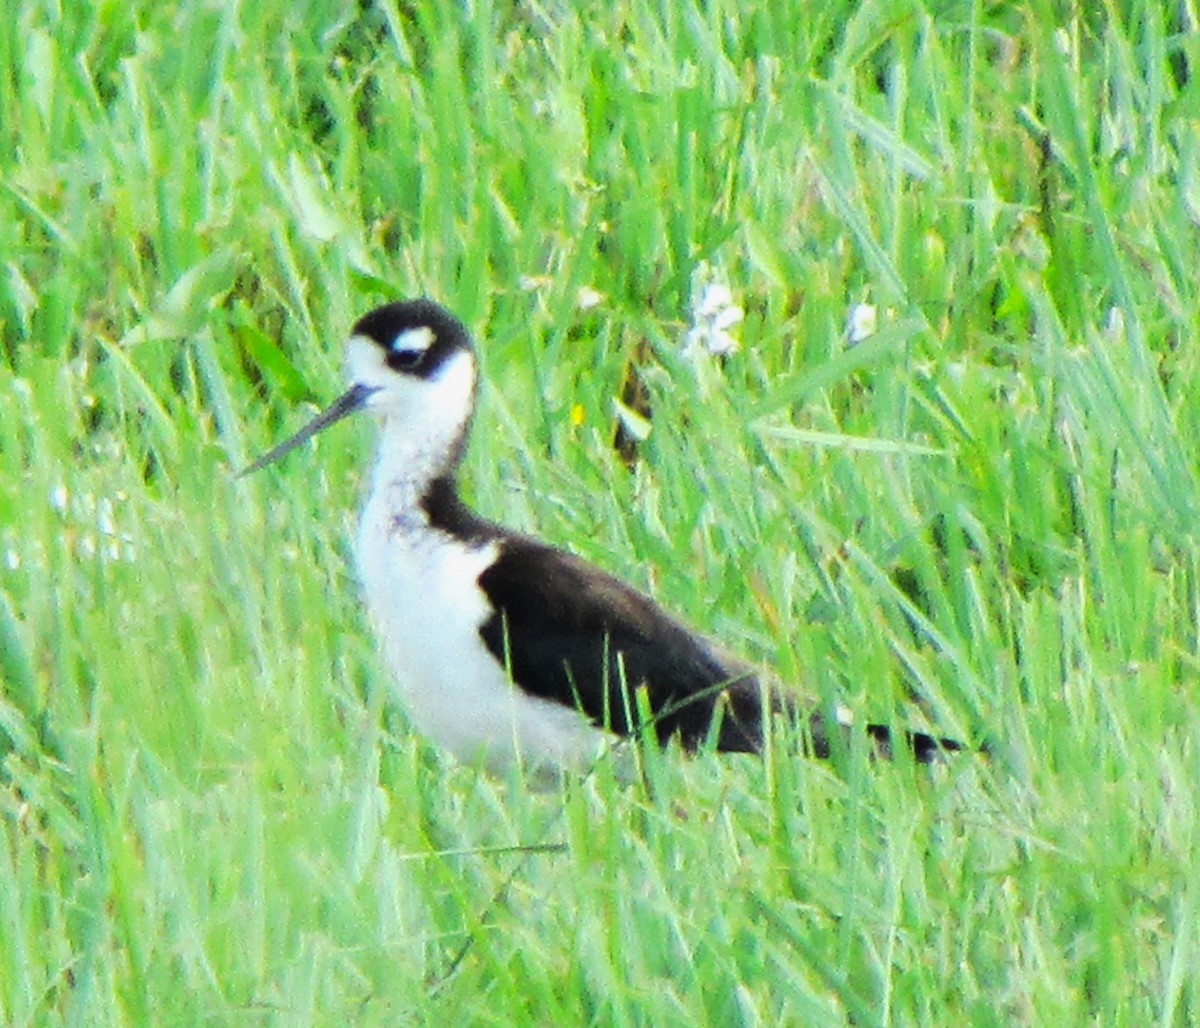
[2,0,1199,1023]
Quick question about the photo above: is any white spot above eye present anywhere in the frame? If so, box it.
[392,325,436,356]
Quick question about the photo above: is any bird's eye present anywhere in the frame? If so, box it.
[390,346,425,370]
[389,326,435,370]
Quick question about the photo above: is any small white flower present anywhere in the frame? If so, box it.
[576,286,604,311]
[697,283,735,319]
[51,484,69,512]
[845,303,878,344]
[684,276,744,358]
[4,549,19,570]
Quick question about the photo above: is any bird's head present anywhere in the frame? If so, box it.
[241,298,478,477]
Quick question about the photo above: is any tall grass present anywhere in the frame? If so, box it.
[2,1,1199,1023]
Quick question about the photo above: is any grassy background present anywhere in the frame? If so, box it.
[2,0,1199,1023]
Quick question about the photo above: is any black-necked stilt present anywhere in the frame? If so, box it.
[243,299,962,775]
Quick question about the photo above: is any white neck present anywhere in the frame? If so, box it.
[355,347,477,531]
[364,418,451,530]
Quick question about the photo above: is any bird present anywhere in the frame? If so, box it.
[242,298,963,777]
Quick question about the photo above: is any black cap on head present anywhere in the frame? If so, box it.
[352,299,473,380]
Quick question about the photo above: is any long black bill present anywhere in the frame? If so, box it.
[238,383,378,477]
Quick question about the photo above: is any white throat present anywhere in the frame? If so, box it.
[347,341,477,528]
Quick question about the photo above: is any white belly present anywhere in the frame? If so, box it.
[355,504,609,775]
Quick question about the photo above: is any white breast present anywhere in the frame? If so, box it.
[355,492,610,776]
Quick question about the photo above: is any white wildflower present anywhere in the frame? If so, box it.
[576,286,604,311]
[684,279,744,358]
[697,283,735,319]
[845,303,878,344]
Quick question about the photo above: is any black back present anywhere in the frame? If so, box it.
[475,535,779,751]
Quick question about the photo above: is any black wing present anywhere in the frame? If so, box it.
[476,536,778,751]
[475,535,966,763]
